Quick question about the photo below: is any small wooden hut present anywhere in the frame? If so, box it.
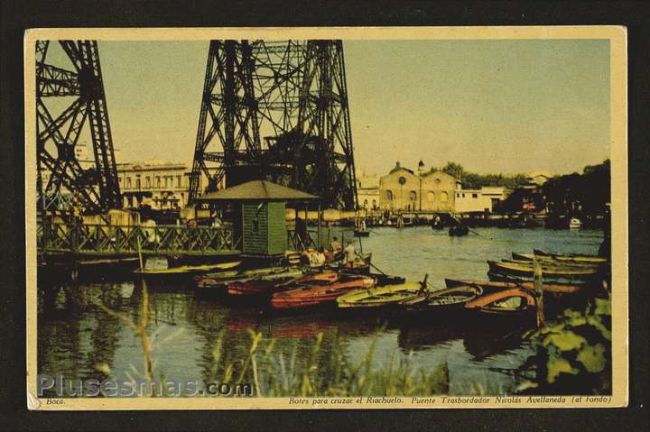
[197,180,318,257]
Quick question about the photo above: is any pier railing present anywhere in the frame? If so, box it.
[37,220,241,258]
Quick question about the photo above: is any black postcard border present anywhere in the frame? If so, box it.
[1,1,648,431]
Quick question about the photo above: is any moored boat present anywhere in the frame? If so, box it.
[487,260,598,280]
[270,274,375,310]
[464,287,537,319]
[401,285,483,312]
[337,281,423,309]
[227,269,304,297]
[195,266,290,289]
[533,249,607,264]
[274,270,340,290]
[512,251,607,265]
[444,278,582,296]
[134,260,241,276]
[501,258,600,269]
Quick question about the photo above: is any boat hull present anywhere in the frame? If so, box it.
[271,275,375,310]
[487,260,597,280]
[337,282,422,309]
[444,278,582,295]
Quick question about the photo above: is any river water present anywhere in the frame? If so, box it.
[37,227,603,396]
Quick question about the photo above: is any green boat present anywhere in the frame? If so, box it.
[337,281,423,309]
[488,260,598,279]
[195,266,293,289]
[134,260,242,277]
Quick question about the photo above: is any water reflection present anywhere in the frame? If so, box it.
[37,227,603,395]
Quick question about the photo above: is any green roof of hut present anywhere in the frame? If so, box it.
[196,180,318,202]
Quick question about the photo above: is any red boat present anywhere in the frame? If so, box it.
[464,287,537,318]
[227,269,304,297]
[275,270,340,290]
[271,274,375,310]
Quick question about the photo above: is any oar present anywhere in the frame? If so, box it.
[368,261,387,276]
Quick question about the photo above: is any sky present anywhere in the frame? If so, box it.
[85,39,610,177]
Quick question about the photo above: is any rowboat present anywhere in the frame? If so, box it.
[337,281,423,309]
[512,251,607,265]
[487,260,598,279]
[227,269,304,296]
[501,258,600,269]
[194,270,242,289]
[195,266,289,288]
[464,287,537,318]
[353,229,370,237]
[134,261,242,277]
[444,278,583,295]
[533,249,607,264]
[270,274,375,310]
[448,225,469,237]
[275,270,340,290]
[401,285,483,312]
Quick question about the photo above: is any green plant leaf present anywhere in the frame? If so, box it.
[594,298,611,316]
[586,316,612,341]
[547,357,578,383]
[577,343,607,373]
[543,331,587,351]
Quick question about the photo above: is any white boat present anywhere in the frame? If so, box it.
[569,217,582,229]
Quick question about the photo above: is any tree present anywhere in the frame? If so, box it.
[441,162,465,180]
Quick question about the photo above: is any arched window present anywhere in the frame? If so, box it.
[427,192,435,202]
[409,191,417,201]
[440,191,449,202]
[386,190,393,201]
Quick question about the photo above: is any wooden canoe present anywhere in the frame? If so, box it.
[337,281,422,308]
[444,278,582,295]
[401,285,483,311]
[195,266,290,289]
[487,260,598,279]
[464,287,537,317]
[533,249,607,264]
[271,275,375,309]
[513,251,607,265]
[275,270,341,290]
[502,258,600,269]
[227,269,304,296]
[134,261,241,276]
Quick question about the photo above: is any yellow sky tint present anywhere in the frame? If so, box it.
[93,39,610,176]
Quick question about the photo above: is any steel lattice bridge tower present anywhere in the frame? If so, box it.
[189,40,358,210]
[36,40,121,215]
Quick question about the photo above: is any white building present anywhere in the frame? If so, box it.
[117,161,206,210]
[454,186,508,213]
[356,173,380,210]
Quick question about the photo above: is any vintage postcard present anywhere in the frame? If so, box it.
[25,26,628,410]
